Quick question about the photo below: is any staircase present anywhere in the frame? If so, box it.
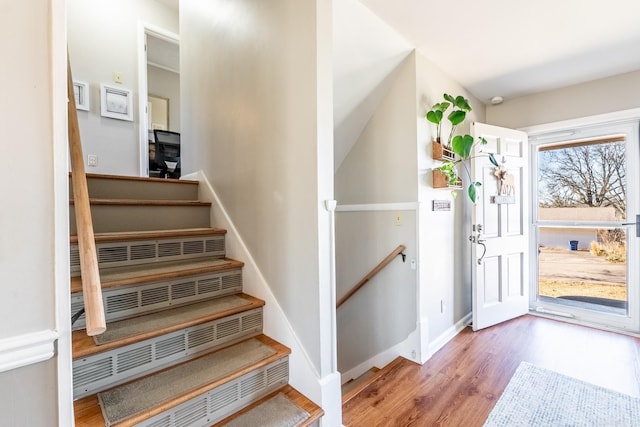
[70,173,323,427]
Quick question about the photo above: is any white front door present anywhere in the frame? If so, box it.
[471,123,529,331]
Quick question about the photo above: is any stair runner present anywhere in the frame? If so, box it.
[70,174,323,426]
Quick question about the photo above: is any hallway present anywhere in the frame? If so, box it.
[342,315,640,426]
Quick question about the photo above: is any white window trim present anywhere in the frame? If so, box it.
[523,109,640,334]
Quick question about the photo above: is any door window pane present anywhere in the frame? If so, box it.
[536,138,628,315]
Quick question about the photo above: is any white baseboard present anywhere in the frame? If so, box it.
[183,171,340,422]
[340,338,407,384]
[340,312,472,383]
[0,330,58,373]
[426,313,472,359]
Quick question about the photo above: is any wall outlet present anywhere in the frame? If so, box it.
[87,154,98,167]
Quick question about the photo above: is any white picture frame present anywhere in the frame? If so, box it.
[73,80,90,111]
[100,83,133,121]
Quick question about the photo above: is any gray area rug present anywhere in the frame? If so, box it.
[94,295,251,345]
[224,393,310,427]
[484,362,640,427]
[98,338,276,426]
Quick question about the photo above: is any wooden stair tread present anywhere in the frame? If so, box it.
[73,335,290,427]
[212,384,324,427]
[71,257,244,293]
[342,357,407,405]
[72,293,265,360]
[70,227,226,244]
[73,172,199,185]
[70,198,210,206]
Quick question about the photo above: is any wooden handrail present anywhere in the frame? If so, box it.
[68,58,106,336]
[336,245,406,309]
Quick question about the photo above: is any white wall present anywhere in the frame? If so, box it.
[0,360,59,426]
[148,65,180,132]
[336,55,418,204]
[67,0,178,175]
[180,0,332,379]
[334,18,487,370]
[415,52,486,342]
[0,1,64,424]
[487,70,640,129]
[335,210,417,373]
[334,53,419,371]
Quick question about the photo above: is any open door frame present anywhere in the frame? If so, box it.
[471,122,530,331]
[137,23,179,177]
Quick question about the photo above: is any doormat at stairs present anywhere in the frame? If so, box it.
[223,393,310,427]
[98,338,276,426]
[94,295,252,345]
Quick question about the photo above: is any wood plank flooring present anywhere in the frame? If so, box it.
[342,314,640,426]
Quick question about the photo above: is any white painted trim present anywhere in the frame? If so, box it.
[137,22,149,176]
[336,202,419,212]
[53,0,74,425]
[426,312,472,359]
[530,311,640,338]
[317,371,342,427]
[147,61,179,74]
[340,335,410,384]
[182,172,340,409]
[0,330,59,374]
[404,316,430,364]
[325,200,338,373]
[522,108,640,137]
[340,313,467,383]
[138,22,180,177]
[525,110,640,333]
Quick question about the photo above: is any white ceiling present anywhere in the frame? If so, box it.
[332,0,640,170]
[358,0,640,103]
[147,35,179,73]
[152,0,640,170]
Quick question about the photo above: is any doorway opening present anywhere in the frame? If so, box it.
[536,136,627,315]
[529,115,640,332]
[138,25,180,177]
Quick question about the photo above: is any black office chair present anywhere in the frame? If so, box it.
[153,130,181,179]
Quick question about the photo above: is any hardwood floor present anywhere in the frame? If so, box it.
[342,314,640,426]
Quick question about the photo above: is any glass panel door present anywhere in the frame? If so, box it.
[530,121,639,332]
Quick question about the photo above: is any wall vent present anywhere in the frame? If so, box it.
[137,357,288,427]
[71,269,242,330]
[70,234,226,275]
[73,308,262,398]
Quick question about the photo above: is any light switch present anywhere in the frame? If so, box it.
[393,212,403,226]
[114,72,123,83]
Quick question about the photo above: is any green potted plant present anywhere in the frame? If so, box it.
[426,93,471,160]
[428,93,497,202]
